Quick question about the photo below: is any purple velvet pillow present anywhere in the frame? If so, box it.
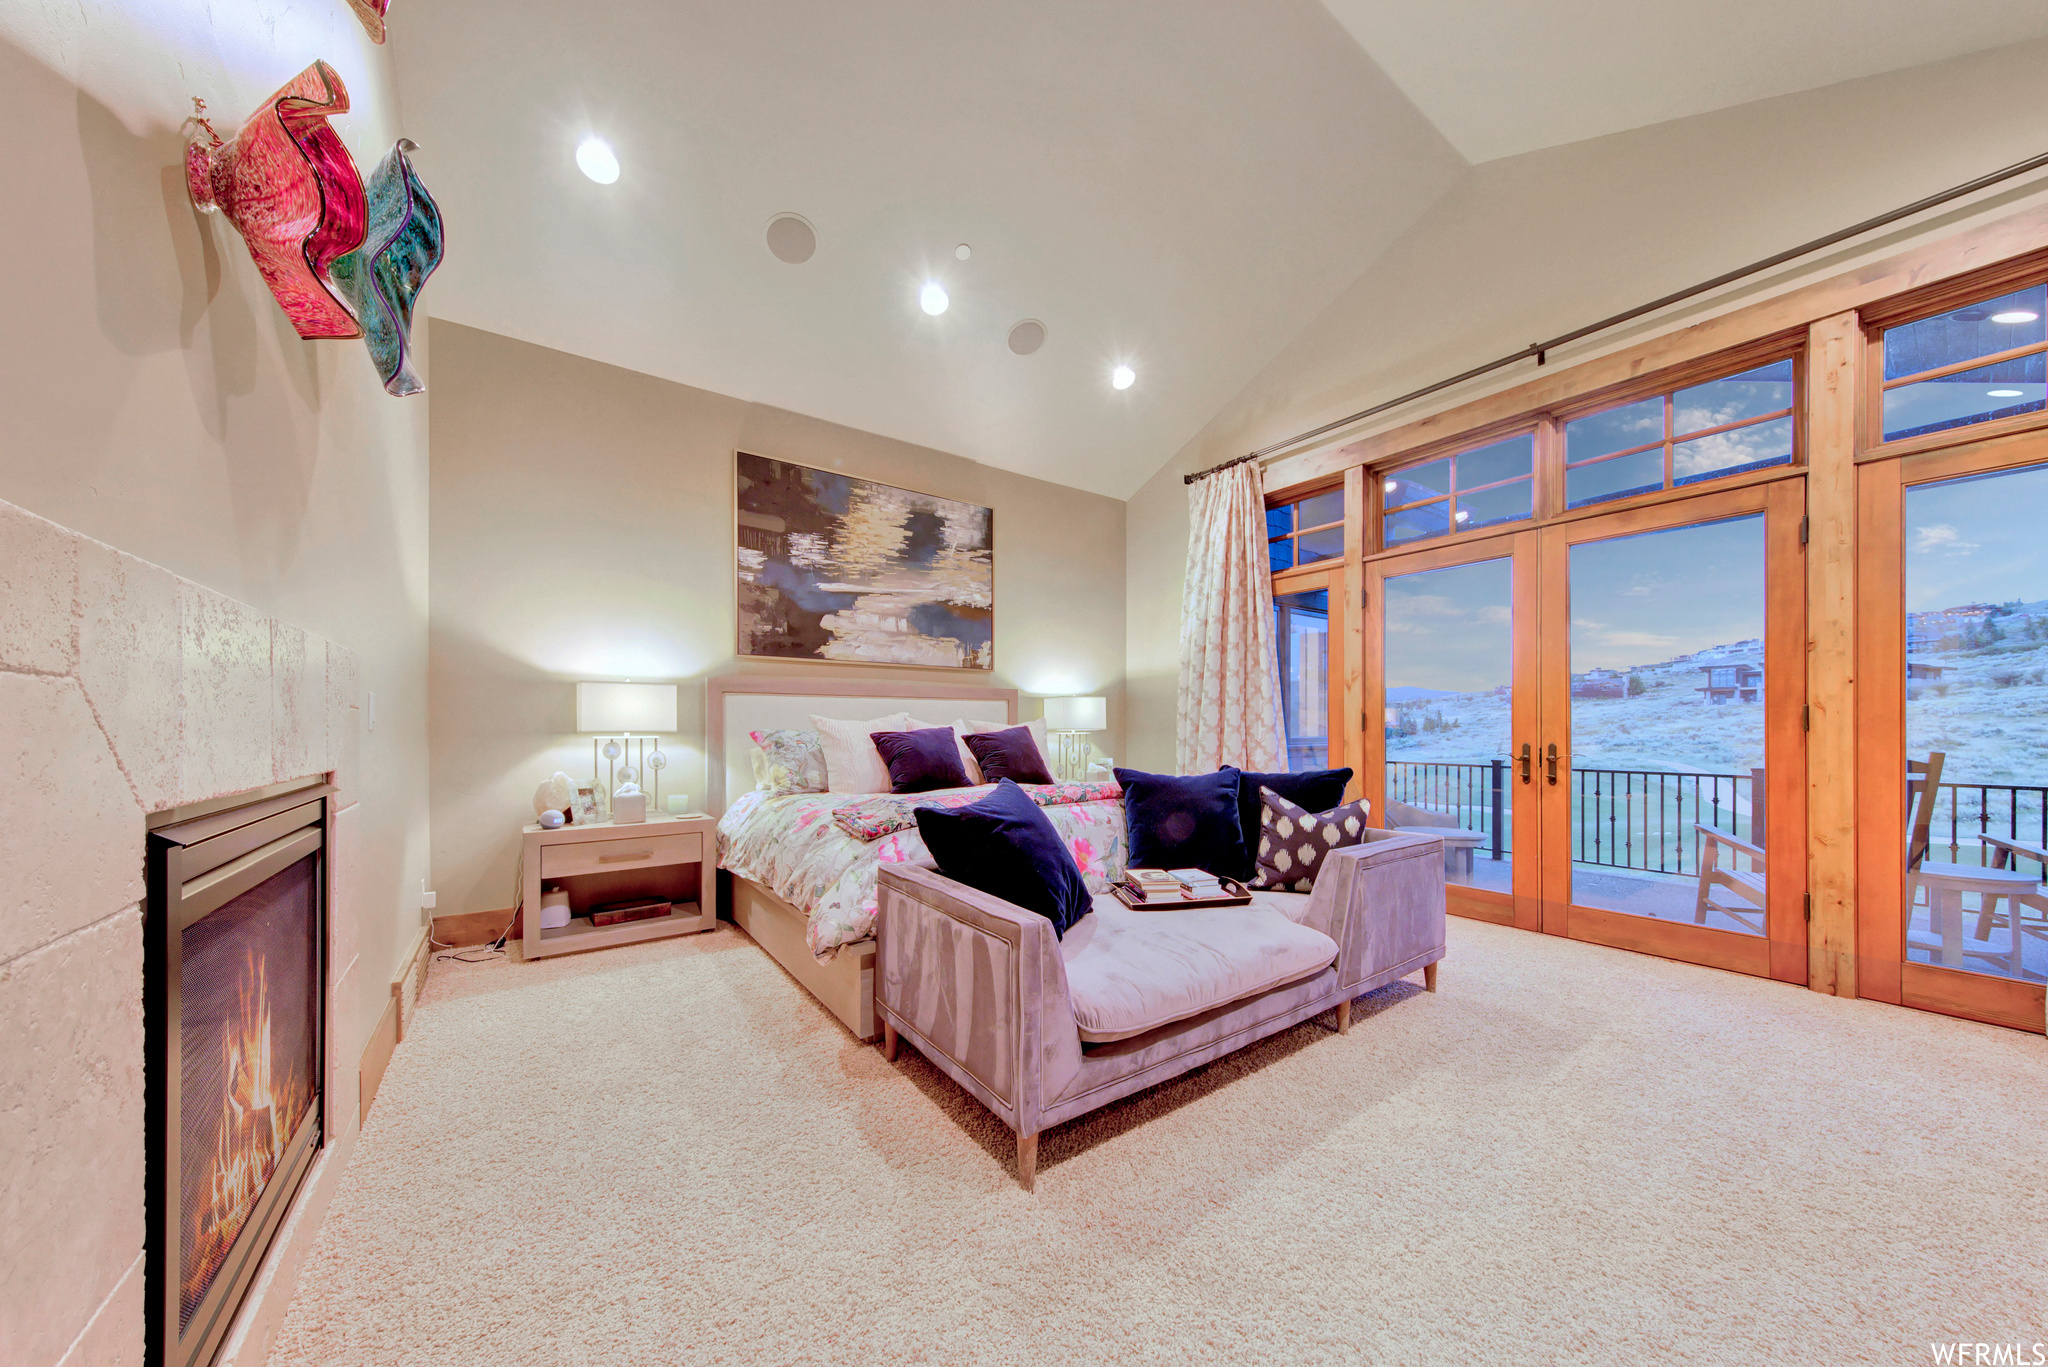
[871,727,971,794]
[963,726,1055,785]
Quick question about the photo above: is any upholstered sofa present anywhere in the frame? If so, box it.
[874,828,1447,1189]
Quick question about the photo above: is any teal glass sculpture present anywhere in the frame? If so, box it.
[328,140,444,398]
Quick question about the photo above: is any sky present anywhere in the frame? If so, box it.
[1568,515,1766,672]
[1904,463,2048,612]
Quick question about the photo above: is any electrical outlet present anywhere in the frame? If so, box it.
[420,877,436,911]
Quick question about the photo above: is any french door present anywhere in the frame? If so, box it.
[1367,479,1808,981]
[1858,433,2048,1030]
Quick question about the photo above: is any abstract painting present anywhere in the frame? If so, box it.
[736,452,993,669]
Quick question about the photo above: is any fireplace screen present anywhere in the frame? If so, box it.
[178,854,318,1328]
[148,784,329,1367]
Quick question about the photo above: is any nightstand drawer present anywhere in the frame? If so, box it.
[540,831,701,879]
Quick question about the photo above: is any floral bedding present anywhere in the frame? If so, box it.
[718,785,1129,961]
[830,780,1122,842]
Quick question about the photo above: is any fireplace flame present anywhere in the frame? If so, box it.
[181,949,312,1325]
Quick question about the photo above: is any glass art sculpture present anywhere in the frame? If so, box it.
[328,140,444,397]
[348,0,392,43]
[186,62,367,340]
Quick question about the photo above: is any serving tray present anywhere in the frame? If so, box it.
[1112,878,1254,911]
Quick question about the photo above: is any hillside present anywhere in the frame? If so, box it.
[1388,602,2048,788]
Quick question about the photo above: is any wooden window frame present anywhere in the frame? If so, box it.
[1859,248,2048,462]
[1380,426,1541,552]
[1266,481,1346,577]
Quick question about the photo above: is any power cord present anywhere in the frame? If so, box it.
[430,849,523,964]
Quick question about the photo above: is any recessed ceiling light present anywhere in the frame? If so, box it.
[1991,310,2039,324]
[955,243,972,261]
[1111,364,1135,390]
[765,214,816,264]
[575,136,620,184]
[1383,478,1398,493]
[1455,509,1472,522]
[1007,319,1046,355]
[1987,388,2026,398]
[919,282,949,316]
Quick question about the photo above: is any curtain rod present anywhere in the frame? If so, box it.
[1185,148,2048,486]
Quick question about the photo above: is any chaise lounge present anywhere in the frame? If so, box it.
[875,828,1447,1189]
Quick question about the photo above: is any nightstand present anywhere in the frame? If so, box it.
[519,812,719,960]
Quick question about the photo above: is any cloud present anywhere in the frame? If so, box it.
[1912,524,1981,556]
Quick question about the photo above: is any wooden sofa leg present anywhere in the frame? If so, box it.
[882,1022,899,1062]
[1335,999,1351,1034]
[1424,962,1439,993]
[1017,1132,1038,1192]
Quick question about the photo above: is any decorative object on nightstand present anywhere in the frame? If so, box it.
[538,886,572,930]
[1043,695,1107,781]
[570,783,602,826]
[537,809,565,830]
[579,681,679,814]
[533,771,573,818]
[520,811,720,959]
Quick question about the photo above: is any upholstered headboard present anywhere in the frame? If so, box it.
[705,677,1019,813]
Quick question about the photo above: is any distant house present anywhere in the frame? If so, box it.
[1906,659,1946,681]
[1698,663,1763,703]
[1571,674,1627,699]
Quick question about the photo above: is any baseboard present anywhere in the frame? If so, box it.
[431,906,513,948]
[391,924,430,1043]
[359,995,400,1120]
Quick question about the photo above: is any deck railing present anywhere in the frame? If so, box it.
[1386,761,2048,880]
[1928,782,2048,873]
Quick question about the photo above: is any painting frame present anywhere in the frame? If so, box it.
[733,450,996,671]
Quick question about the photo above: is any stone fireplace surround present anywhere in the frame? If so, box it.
[2,496,366,1367]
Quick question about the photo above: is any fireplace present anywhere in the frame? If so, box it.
[146,783,331,1367]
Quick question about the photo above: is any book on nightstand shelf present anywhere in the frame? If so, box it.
[588,897,673,927]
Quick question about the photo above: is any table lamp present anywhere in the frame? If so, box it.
[577,681,678,816]
[1042,695,1107,782]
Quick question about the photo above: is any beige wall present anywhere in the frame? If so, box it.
[428,321,1127,917]
[1124,37,2048,770]
[0,7,430,1365]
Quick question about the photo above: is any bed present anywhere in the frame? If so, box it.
[707,678,1128,1040]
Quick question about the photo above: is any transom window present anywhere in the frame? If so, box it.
[1382,432,1534,546]
[1563,359,1795,509]
[1881,283,2047,442]
[1267,488,1344,572]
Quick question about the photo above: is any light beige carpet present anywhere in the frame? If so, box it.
[269,919,2047,1366]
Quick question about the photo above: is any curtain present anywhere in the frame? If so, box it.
[1177,461,1285,774]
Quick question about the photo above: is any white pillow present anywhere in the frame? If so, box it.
[811,712,912,794]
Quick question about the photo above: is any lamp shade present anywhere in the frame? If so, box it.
[1043,695,1107,732]
[576,681,677,733]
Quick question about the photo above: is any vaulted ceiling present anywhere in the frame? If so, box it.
[391,2,2048,498]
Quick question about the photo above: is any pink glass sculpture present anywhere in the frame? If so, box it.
[186,62,368,340]
[329,140,444,397]
[347,0,391,44]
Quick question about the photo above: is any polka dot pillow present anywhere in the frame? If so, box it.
[1248,787,1368,892]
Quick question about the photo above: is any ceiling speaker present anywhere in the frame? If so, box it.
[1007,319,1046,355]
[765,214,816,265]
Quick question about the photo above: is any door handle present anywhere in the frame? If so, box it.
[1518,743,1532,785]
[1545,743,1559,786]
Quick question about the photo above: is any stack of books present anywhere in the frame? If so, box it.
[1170,868,1226,899]
[1122,868,1187,904]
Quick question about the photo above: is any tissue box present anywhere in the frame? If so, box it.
[612,792,647,823]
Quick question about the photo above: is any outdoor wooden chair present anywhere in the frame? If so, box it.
[1692,825,1766,933]
[1976,833,2048,947]
[1906,752,2040,976]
